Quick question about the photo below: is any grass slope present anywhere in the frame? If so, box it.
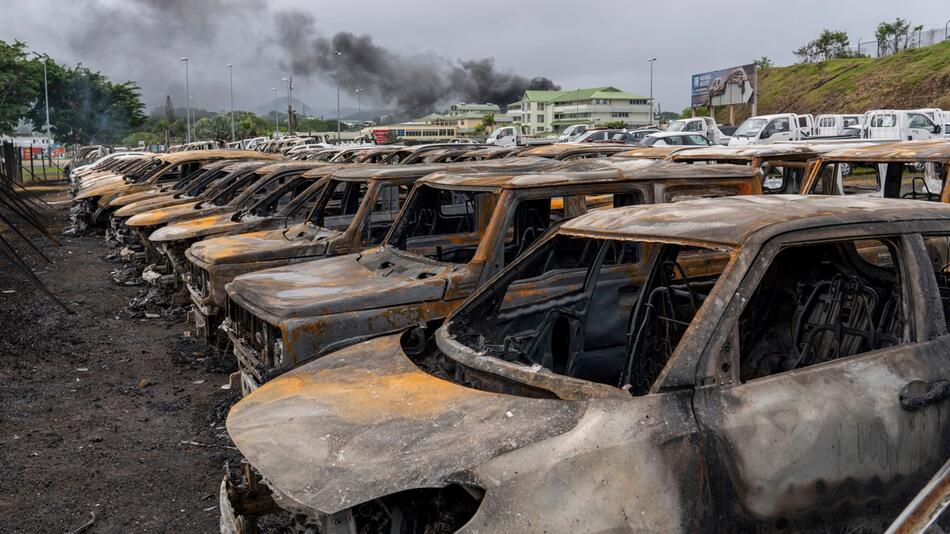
[717,41,950,123]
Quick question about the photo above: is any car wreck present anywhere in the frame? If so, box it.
[224,195,950,533]
[186,163,457,344]
[800,140,950,200]
[222,161,761,394]
[148,161,329,279]
[668,143,824,193]
[72,150,277,229]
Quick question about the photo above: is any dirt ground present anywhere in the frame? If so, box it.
[0,188,241,533]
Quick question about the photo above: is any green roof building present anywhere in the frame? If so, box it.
[508,86,652,134]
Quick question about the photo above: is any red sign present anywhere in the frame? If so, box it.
[372,129,392,144]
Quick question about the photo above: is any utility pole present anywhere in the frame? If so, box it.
[647,57,657,125]
[272,87,279,137]
[334,50,342,142]
[42,58,51,140]
[226,64,235,142]
[180,57,190,143]
[282,76,293,135]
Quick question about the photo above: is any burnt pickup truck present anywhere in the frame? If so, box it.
[225,195,950,533]
[223,161,761,394]
[186,163,453,344]
[186,159,567,344]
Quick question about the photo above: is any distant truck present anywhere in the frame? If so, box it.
[863,109,943,141]
[728,113,808,145]
[485,126,556,147]
[667,117,731,144]
[912,108,950,137]
[814,114,865,136]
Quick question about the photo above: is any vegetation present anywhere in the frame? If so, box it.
[0,41,42,133]
[754,57,774,69]
[794,29,861,63]
[716,40,950,125]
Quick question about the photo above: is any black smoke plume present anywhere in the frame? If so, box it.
[274,9,559,116]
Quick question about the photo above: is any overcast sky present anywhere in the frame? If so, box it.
[3,0,947,117]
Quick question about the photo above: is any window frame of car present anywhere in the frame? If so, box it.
[657,223,945,392]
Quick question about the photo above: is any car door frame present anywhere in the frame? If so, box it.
[685,221,950,529]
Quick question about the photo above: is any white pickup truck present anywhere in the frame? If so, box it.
[913,108,950,138]
[486,126,557,147]
[814,114,865,136]
[863,109,943,141]
[728,113,807,145]
[667,117,731,145]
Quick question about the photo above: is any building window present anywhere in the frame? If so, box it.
[537,103,545,111]
[537,114,544,123]
[612,112,630,118]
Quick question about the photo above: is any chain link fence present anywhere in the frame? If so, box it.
[854,23,950,58]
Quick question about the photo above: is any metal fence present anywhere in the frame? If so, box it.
[854,24,950,58]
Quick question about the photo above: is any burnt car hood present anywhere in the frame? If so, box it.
[149,211,263,242]
[74,178,129,200]
[227,334,584,515]
[108,188,169,209]
[113,194,194,218]
[125,202,226,228]
[227,250,453,319]
[189,224,340,266]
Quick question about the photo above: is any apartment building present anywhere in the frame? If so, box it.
[509,87,652,135]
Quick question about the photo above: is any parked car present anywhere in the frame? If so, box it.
[557,123,589,142]
[224,195,950,533]
[667,117,731,144]
[222,161,761,394]
[640,131,711,146]
[570,128,627,143]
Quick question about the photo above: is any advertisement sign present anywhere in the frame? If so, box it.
[372,129,393,144]
[691,64,756,108]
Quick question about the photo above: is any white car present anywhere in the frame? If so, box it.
[640,132,711,146]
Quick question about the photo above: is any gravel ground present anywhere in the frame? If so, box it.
[0,188,241,533]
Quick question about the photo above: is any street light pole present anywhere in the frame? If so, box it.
[647,57,657,125]
[42,58,51,140]
[180,57,190,143]
[355,88,363,116]
[272,87,278,137]
[226,64,235,142]
[334,50,342,142]
[282,76,293,135]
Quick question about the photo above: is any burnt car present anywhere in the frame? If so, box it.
[72,150,279,228]
[110,160,264,244]
[800,140,950,200]
[225,195,950,532]
[147,161,328,278]
[123,161,278,259]
[669,144,824,194]
[222,161,761,394]
[518,143,633,160]
[186,163,454,344]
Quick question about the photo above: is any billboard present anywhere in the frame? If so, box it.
[691,64,756,108]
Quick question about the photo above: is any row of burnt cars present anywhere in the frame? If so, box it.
[68,140,950,533]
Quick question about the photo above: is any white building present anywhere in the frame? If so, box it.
[508,86,652,135]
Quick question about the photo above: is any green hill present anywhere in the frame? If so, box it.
[717,40,950,123]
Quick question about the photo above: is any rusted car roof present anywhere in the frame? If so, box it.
[252,160,327,174]
[329,163,455,181]
[420,161,757,191]
[812,140,950,162]
[670,144,818,161]
[611,146,698,159]
[157,149,280,164]
[519,144,632,159]
[459,146,527,159]
[561,194,950,247]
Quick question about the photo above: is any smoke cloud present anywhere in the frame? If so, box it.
[24,1,559,117]
[273,9,559,115]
